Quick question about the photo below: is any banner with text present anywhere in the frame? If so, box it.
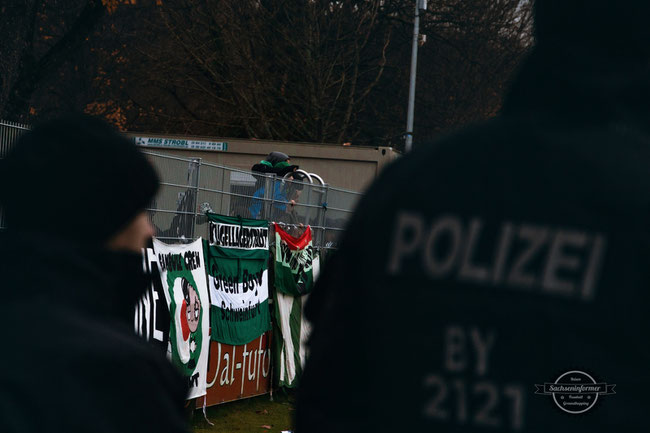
[134,247,170,356]
[135,136,228,151]
[204,332,273,406]
[206,213,271,346]
[273,225,319,388]
[274,224,316,296]
[153,238,211,400]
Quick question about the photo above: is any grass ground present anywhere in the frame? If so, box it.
[192,390,295,433]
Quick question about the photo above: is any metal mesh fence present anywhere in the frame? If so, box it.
[0,118,363,246]
[0,120,29,158]
[144,151,362,248]
[0,120,31,229]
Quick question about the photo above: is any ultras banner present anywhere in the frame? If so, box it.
[205,213,271,346]
[273,256,319,388]
[272,225,320,388]
[134,247,170,356]
[152,238,210,400]
[274,224,316,296]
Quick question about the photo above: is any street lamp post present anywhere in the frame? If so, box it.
[405,0,427,153]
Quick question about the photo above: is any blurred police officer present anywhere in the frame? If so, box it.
[0,115,189,432]
[297,1,650,432]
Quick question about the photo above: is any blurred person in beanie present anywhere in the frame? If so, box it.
[297,1,650,432]
[0,115,189,433]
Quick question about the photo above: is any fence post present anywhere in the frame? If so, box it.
[191,158,201,240]
[219,166,225,214]
[304,178,314,227]
[317,185,329,248]
[264,175,274,221]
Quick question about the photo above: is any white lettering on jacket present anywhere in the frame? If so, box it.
[387,212,607,301]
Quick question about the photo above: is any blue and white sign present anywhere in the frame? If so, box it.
[135,136,228,151]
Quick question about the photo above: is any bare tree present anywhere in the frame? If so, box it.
[362,0,533,147]
[0,0,533,149]
[124,0,397,142]
[0,0,106,121]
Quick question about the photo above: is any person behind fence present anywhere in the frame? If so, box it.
[297,1,650,432]
[280,170,307,227]
[249,151,300,220]
[0,115,189,433]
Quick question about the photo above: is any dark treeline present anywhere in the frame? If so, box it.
[0,0,532,150]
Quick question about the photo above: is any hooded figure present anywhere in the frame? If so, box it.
[297,1,650,432]
[0,115,189,433]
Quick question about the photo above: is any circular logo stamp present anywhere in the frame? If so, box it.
[535,370,616,414]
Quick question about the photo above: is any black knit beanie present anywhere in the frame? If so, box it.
[0,114,159,244]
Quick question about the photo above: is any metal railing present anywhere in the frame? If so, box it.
[144,151,362,249]
[0,120,29,158]
[0,120,30,229]
[0,120,362,246]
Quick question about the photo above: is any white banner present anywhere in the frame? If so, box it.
[153,238,211,400]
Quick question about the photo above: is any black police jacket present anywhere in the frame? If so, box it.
[296,47,650,432]
[0,232,189,433]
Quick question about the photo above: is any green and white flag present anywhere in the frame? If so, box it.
[274,224,316,296]
[205,213,271,346]
[273,224,320,388]
[152,238,210,400]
